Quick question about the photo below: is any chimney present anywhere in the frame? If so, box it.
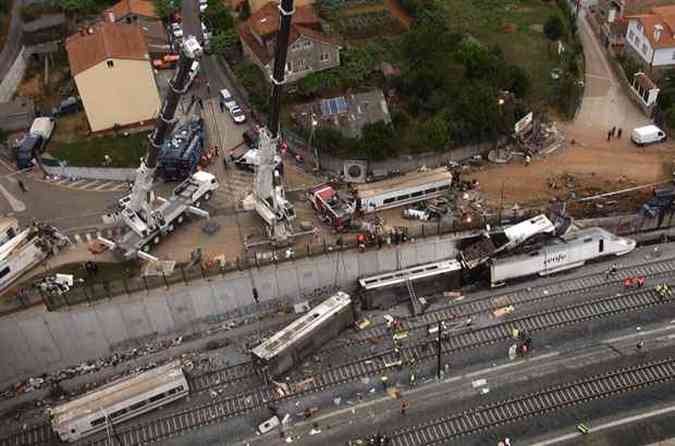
[106,11,115,23]
[654,24,664,42]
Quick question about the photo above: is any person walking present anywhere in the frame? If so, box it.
[607,129,612,141]
[618,128,623,139]
[611,126,616,138]
[400,399,409,415]
[17,178,27,193]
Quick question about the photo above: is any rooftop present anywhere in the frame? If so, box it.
[248,2,320,37]
[65,21,150,76]
[627,5,675,49]
[293,89,391,138]
[105,0,158,20]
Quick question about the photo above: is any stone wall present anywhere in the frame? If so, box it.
[42,164,137,181]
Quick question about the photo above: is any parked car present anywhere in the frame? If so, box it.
[186,61,200,89]
[52,97,81,116]
[153,54,179,70]
[219,89,246,124]
[171,22,183,39]
[631,125,666,146]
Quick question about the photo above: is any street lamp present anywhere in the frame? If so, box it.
[309,114,319,171]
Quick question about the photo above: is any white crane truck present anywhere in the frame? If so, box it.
[98,36,218,262]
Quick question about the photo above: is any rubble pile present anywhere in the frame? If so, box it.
[518,120,564,155]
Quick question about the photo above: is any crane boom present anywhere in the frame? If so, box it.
[252,0,296,245]
[123,36,203,236]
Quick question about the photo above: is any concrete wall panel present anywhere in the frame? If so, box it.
[144,296,176,335]
[296,258,320,293]
[0,321,33,377]
[17,317,61,366]
[54,310,109,363]
[118,302,154,340]
[275,264,300,298]
[188,284,217,320]
[376,248,398,273]
[94,304,129,347]
[165,292,197,332]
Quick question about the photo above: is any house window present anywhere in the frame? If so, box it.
[107,60,114,68]
[672,50,675,60]
[642,43,648,54]
[628,30,634,41]
[303,40,312,49]
[320,52,329,62]
[293,58,308,72]
[637,22,643,32]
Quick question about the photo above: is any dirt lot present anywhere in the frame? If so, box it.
[467,124,674,210]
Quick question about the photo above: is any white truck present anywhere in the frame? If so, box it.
[108,171,218,260]
[631,125,666,146]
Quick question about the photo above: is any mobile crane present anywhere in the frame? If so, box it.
[252,0,297,246]
[98,36,219,261]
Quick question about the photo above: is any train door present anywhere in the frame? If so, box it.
[598,239,604,253]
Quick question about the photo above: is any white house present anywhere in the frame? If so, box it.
[625,5,675,71]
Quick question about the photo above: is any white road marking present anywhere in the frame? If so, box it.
[529,404,675,446]
[93,181,115,191]
[80,181,101,189]
[69,179,88,187]
[603,325,675,343]
[0,183,26,212]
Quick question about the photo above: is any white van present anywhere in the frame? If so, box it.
[29,117,55,140]
[631,125,666,146]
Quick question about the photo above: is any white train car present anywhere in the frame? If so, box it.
[490,227,636,287]
[250,292,354,377]
[358,259,463,310]
[356,168,452,213]
[48,361,188,442]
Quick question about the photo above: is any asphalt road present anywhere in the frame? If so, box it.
[0,160,123,231]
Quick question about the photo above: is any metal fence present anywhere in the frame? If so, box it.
[30,213,536,312]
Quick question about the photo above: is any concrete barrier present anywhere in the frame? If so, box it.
[0,234,460,385]
[42,165,137,181]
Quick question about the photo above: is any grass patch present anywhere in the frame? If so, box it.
[446,0,565,102]
[49,130,149,168]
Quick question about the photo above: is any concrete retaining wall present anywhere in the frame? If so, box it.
[42,165,137,181]
[0,235,460,385]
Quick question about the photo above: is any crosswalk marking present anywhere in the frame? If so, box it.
[69,179,88,187]
[81,181,101,189]
[93,181,115,191]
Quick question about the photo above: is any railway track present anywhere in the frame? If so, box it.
[388,356,675,445]
[188,256,675,393]
[72,287,675,446]
[3,266,674,446]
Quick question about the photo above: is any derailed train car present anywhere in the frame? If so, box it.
[489,227,636,287]
[358,260,463,310]
[48,361,189,442]
[250,292,355,377]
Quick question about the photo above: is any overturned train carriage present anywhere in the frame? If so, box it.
[250,292,355,377]
[48,361,189,442]
[490,227,636,287]
[358,260,463,310]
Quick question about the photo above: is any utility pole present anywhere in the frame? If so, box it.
[436,320,442,379]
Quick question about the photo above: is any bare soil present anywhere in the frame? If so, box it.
[467,124,674,210]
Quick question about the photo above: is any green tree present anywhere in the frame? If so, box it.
[210,29,238,54]
[360,121,395,160]
[338,47,375,85]
[544,15,564,41]
[203,0,234,31]
[152,0,181,20]
[504,65,530,98]
[0,128,7,146]
[665,106,675,131]
[419,113,451,150]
